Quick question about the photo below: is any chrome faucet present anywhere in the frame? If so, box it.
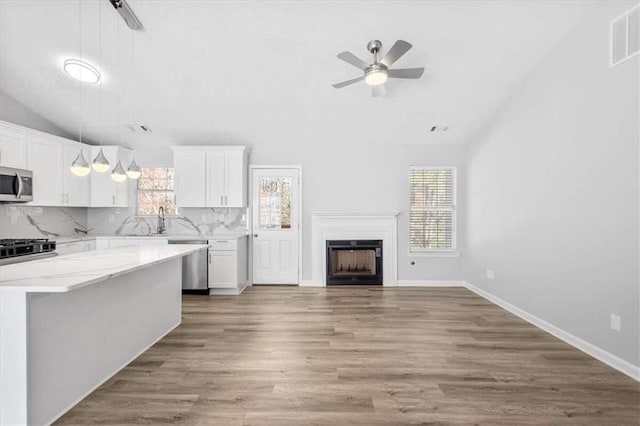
[157,206,166,235]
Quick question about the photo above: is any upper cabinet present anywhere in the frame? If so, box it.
[173,150,206,207]
[1,120,131,208]
[172,146,248,208]
[90,146,131,208]
[0,122,28,169]
[25,131,90,207]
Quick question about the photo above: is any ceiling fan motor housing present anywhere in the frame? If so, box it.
[367,39,383,54]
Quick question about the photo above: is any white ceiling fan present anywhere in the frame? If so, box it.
[332,39,425,97]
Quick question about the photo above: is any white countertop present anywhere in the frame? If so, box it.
[56,233,249,244]
[0,245,206,293]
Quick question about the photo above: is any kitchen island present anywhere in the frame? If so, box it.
[0,245,205,426]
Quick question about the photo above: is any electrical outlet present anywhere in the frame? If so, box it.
[108,214,115,223]
[201,214,207,222]
[610,314,621,332]
[486,269,495,280]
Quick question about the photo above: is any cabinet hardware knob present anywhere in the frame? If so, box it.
[253,234,258,238]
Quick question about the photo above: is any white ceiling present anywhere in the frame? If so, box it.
[0,0,594,149]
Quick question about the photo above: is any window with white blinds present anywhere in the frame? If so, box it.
[409,167,456,251]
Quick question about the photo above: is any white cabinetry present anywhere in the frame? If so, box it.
[173,151,206,207]
[0,122,27,169]
[171,146,248,208]
[56,240,95,256]
[2,121,90,206]
[208,236,248,295]
[90,146,131,207]
[96,238,169,249]
[27,135,91,207]
[27,134,63,206]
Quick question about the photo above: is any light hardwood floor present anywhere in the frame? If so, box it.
[57,287,640,425]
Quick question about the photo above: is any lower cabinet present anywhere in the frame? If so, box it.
[56,240,95,256]
[208,236,248,295]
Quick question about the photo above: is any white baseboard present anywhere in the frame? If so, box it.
[397,280,465,287]
[464,281,640,382]
[299,280,323,287]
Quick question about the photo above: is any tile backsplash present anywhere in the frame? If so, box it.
[87,207,248,236]
[0,205,247,239]
[0,206,89,239]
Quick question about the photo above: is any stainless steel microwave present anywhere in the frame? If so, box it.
[0,166,33,203]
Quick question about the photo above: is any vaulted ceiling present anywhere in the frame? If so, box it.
[0,1,593,149]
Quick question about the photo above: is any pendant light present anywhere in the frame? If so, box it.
[71,151,91,176]
[92,0,110,173]
[126,26,141,180]
[126,158,141,179]
[111,13,128,183]
[111,160,127,182]
[69,0,91,177]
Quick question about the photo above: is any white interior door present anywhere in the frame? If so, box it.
[252,168,300,285]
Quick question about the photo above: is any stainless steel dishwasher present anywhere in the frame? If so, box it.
[168,239,209,293]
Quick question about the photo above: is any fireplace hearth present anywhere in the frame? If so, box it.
[326,240,383,285]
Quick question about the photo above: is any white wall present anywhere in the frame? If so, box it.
[0,90,72,139]
[465,0,639,368]
[97,142,467,283]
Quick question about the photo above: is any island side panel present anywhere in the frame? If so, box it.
[0,291,29,425]
[27,258,182,426]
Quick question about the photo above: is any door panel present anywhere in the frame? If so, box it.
[174,152,206,207]
[225,150,245,207]
[208,250,237,288]
[27,135,63,206]
[205,152,225,207]
[251,168,300,285]
[63,143,90,206]
[0,124,27,169]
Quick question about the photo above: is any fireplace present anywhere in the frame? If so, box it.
[326,240,383,285]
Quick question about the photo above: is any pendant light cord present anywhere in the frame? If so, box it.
[98,0,103,148]
[78,0,83,145]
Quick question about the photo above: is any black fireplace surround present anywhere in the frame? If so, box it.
[326,239,383,285]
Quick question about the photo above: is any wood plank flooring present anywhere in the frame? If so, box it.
[56,287,640,425]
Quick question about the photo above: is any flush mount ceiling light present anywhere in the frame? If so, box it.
[63,59,101,84]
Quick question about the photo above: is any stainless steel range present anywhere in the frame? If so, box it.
[0,239,57,265]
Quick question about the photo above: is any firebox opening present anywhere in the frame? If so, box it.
[326,240,383,285]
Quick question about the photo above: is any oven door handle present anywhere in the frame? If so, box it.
[15,172,23,199]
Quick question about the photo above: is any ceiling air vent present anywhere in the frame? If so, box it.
[610,4,639,67]
[127,124,152,133]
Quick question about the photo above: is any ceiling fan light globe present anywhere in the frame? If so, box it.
[365,70,387,86]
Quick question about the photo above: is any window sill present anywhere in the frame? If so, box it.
[408,251,460,258]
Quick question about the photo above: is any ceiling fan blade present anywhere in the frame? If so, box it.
[380,40,412,67]
[372,84,385,97]
[332,75,365,89]
[337,51,369,70]
[387,67,425,79]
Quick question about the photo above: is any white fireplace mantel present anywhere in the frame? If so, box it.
[310,211,400,287]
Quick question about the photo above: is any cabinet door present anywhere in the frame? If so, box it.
[108,239,139,248]
[174,151,206,207]
[224,150,246,207]
[90,146,117,207]
[27,135,64,206]
[205,152,226,207]
[56,241,86,256]
[63,143,90,206]
[208,250,237,288]
[0,123,28,169]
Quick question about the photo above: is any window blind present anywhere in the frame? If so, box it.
[409,167,456,251]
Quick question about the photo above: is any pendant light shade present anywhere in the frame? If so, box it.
[70,150,91,176]
[92,148,110,172]
[111,160,128,182]
[126,158,141,179]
